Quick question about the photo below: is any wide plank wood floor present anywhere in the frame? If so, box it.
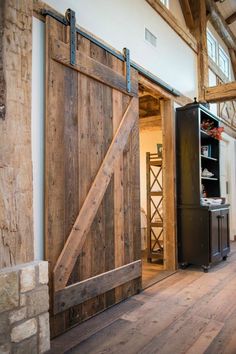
[49,242,236,354]
[142,257,175,288]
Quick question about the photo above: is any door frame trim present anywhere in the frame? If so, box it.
[138,74,177,271]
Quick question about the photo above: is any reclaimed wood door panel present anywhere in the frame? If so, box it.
[45,17,141,337]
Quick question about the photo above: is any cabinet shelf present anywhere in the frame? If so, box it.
[200,129,217,140]
[201,155,217,162]
[201,177,218,181]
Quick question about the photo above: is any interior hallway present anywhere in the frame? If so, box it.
[50,242,236,354]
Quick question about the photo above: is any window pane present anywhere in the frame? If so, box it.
[219,46,229,78]
[160,0,169,8]
[207,30,217,62]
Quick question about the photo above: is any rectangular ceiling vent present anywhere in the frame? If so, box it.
[145,28,157,47]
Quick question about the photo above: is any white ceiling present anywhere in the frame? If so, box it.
[216,0,236,39]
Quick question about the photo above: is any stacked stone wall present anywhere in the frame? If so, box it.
[0,261,50,354]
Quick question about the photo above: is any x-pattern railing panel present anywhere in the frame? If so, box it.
[150,166,163,191]
[150,197,163,222]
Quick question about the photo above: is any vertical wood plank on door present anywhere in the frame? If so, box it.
[67,34,91,327]
[103,52,115,308]
[128,96,141,294]
[113,89,125,301]
[123,93,136,298]
[131,117,141,264]
[45,17,68,337]
[63,64,79,330]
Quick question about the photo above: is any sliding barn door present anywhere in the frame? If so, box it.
[45,16,141,337]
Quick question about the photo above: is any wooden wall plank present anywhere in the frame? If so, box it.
[0,0,34,268]
[54,260,141,314]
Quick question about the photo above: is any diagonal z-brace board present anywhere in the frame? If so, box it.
[53,97,138,291]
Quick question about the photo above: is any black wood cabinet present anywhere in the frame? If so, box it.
[176,103,230,271]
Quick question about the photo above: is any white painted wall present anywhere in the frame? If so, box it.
[208,68,218,115]
[139,129,162,213]
[44,0,197,98]
[220,133,236,240]
[31,18,45,260]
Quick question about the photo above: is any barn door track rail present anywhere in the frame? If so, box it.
[41,8,181,97]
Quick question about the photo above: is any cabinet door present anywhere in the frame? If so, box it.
[210,211,221,262]
[221,209,230,256]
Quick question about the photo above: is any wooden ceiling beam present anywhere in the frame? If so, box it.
[139,95,159,105]
[139,76,192,106]
[206,0,236,51]
[179,0,195,31]
[226,12,236,25]
[139,115,162,129]
[139,110,161,118]
[205,81,236,102]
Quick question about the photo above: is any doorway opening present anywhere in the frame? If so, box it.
[138,78,177,288]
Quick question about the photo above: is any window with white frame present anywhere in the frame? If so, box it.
[160,0,169,8]
[207,30,217,62]
[218,46,229,78]
[207,29,230,80]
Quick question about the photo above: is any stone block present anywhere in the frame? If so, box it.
[39,312,50,353]
[0,312,10,345]
[12,335,37,354]
[11,318,37,343]
[0,271,19,313]
[20,266,35,293]
[20,294,26,307]
[26,286,49,317]
[0,343,11,354]
[9,307,27,324]
[38,262,48,285]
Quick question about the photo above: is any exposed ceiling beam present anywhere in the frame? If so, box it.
[179,0,195,31]
[139,76,192,106]
[226,12,236,25]
[139,95,159,105]
[139,115,162,130]
[206,0,236,51]
[139,110,161,118]
[205,81,236,102]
